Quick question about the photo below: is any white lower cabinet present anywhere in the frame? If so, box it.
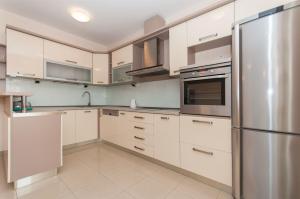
[99,110,232,186]
[75,109,98,143]
[100,114,118,144]
[62,109,98,146]
[180,115,232,186]
[62,111,76,146]
[154,114,180,167]
[181,142,232,186]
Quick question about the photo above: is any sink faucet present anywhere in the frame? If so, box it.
[82,91,91,106]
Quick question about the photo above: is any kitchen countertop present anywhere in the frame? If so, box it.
[30,105,180,115]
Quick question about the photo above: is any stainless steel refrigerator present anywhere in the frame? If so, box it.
[232,1,300,199]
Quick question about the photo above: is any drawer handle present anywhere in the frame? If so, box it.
[192,120,213,125]
[65,60,78,64]
[18,72,35,77]
[97,81,104,84]
[120,112,125,115]
[134,126,144,130]
[84,110,91,113]
[62,112,67,114]
[134,116,144,119]
[198,33,218,42]
[117,61,125,65]
[161,116,169,120]
[192,147,213,156]
[134,136,145,140]
[134,146,145,151]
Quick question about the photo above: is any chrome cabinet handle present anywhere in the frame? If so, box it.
[84,110,91,113]
[62,112,67,114]
[120,112,125,115]
[134,136,145,140]
[65,60,78,64]
[117,61,125,65]
[134,146,145,151]
[66,78,78,81]
[192,120,213,125]
[161,116,169,120]
[134,116,144,119]
[18,72,35,77]
[192,147,213,156]
[97,81,104,84]
[198,33,218,42]
[134,126,144,130]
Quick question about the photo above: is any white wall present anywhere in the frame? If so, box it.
[0,9,107,51]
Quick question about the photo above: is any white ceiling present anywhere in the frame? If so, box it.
[0,0,215,48]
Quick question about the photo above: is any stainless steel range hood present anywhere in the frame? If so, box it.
[127,31,169,76]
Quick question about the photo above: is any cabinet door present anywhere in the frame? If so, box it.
[235,0,294,22]
[117,111,130,148]
[154,114,180,167]
[100,114,118,143]
[169,23,188,76]
[187,3,234,47]
[76,109,98,143]
[92,54,109,85]
[6,29,44,78]
[44,40,92,68]
[62,111,76,146]
[112,44,133,68]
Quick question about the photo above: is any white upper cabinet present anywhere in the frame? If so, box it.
[169,23,188,76]
[44,40,93,68]
[187,3,234,47]
[112,44,133,68]
[6,29,44,78]
[93,54,109,85]
[235,0,294,22]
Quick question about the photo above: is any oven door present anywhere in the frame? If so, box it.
[180,74,231,116]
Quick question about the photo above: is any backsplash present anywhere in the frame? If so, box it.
[106,79,180,108]
[4,78,180,108]
[5,78,107,106]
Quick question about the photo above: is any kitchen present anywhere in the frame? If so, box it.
[0,0,298,199]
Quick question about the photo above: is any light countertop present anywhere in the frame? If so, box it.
[29,105,180,115]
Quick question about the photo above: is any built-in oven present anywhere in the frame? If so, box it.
[180,62,231,117]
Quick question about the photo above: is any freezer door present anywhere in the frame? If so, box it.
[241,6,300,134]
[242,129,300,199]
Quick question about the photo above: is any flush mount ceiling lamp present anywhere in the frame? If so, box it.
[70,8,91,22]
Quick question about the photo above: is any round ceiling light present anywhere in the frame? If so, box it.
[70,8,90,22]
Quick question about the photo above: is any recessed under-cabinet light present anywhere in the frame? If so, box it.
[70,8,91,22]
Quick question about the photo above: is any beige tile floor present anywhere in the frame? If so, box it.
[0,143,233,199]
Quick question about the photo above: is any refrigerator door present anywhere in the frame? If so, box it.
[242,129,300,199]
[240,6,300,134]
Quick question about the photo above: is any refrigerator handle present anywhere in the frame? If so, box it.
[232,24,241,128]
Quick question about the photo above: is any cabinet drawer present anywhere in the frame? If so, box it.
[130,131,154,147]
[112,44,133,68]
[187,3,234,47]
[129,141,154,157]
[127,112,154,124]
[129,121,154,136]
[181,142,232,186]
[180,115,231,152]
[44,40,92,68]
